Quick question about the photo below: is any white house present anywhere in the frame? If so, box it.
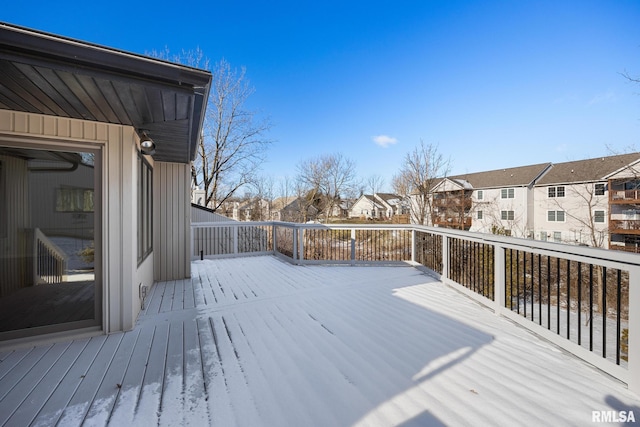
[349,193,402,220]
[0,23,211,345]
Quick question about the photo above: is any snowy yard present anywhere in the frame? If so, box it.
[1,255,639,426]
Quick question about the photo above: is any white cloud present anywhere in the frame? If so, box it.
[588,90,616,106]
[372,135,398,148]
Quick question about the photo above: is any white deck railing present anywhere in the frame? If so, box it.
[190,220,640,394]
[33,228,67,285]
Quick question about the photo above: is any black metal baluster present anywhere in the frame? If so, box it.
[577,262,582,346]
[567,259,571,339]
[616,269,622,365]
[590,264,594,351]
[538,253,542,325]
[603,267,607,359]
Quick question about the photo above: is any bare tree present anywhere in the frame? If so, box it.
[251,174,275,220]
[149,49,272,211]
[198,59,272,210]
[296,153,358,222]
[393,141,450,225]
[367,174,385,219]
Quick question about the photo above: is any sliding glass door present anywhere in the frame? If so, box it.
[0,145,101,340]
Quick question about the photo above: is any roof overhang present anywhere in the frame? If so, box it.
[0,22,211,163]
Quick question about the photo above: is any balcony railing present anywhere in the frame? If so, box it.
[190,220,640,394]
[610,219,640,234]
[610,189,640,203]
[33,228,66,285]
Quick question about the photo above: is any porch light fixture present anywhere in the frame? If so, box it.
[139,131,156,156]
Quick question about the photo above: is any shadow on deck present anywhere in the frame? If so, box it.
[1,256,639,426]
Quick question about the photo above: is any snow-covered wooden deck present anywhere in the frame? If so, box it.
[2,255,640,426]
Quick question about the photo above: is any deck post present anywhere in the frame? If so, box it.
[441,234,449,281]
[292,227,298,262]
[350,228,356,266]
[627,265,640,394]
[233,224,239,255]
[272,224,277,255]
[493,243,506,315]
[298,227,305,264]
[411,229,416,263]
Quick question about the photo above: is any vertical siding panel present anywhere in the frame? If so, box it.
[43,116,57,135]
[0,110,13,131]
[0,156,29,298]
[96,123,108,142]
[84,122,97,141]
[105,125,122,333]
[28,115,43,135]
[70,121,83,139]
[14,113,28,133]
[154,162,190,282]
[57,118,71,138]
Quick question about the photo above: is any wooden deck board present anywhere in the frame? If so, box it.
[2,255,640,427]
[5,340,89,427]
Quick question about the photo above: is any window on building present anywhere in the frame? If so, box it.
[138,153,153,264]
[477,190,483,200]
[547,210,565,222]
[477,210,483,219]
[501,188,515,199]
[553,231,562,242]
[548,186,565,198]
[595,183,606,196]
[594,210,605,223]
[56,187,94,212]
[540,231,548,241]
[501,210,514,220]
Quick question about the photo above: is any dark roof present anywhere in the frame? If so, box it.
[375,193,401,203]
[448,163,552,189]
[536,153,640,185]
[0,22,211,163]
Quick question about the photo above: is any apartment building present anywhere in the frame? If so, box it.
[422,153,640,251]
[428,163,551,234]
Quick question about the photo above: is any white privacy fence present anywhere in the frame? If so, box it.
[190,221,640,394]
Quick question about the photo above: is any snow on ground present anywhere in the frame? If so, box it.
[1,255,639,426]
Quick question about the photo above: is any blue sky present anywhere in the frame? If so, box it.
[3,1,640,191]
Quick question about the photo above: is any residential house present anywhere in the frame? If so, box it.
[350,194,386,219]
[0,23,211,344]
[271,196,319,222]
[235,197,270,221]
[349,193,404,220]
[375,193,409,217]
[534,153,640,249]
